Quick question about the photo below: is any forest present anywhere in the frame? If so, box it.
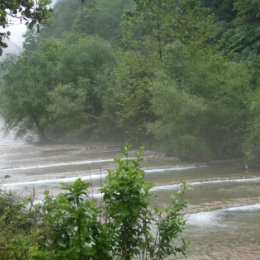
[0,0,259,166]
[0,1,260,259]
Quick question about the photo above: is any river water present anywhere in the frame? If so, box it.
[0,118,259,259]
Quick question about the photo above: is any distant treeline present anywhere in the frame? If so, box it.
[0,0,259,165]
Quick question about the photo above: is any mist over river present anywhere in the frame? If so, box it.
[0,118,260,259]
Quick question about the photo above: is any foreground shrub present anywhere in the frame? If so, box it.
[0,146,187,260]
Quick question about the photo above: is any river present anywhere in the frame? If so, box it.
[0,118,259,259]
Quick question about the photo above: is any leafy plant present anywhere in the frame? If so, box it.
[24,146,187,259]
[0,191,35,260]
[102,145,187,260]
[31,179,111,260]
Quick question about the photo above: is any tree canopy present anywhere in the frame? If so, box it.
[0,0,259,166]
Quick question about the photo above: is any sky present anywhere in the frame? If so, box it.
[4,24,27,48]
[1,23,27,60]
[2,0,59,57]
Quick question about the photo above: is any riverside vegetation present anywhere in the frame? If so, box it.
[0,147,187,260]
[0,1,259,258]
[0,0,259,167]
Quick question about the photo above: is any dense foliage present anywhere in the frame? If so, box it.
[0,0,259,166]
[0,148,187,259]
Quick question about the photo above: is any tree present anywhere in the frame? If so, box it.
[203,0,236,21]
[101,51,156,142]
[145,41,253,160]
[0,38,61,140]
[0,0,51,55]
[0,34,115,141]
[221,0,260,64]
[243,90,260,168]
[147,77,209,160]
[72,0,133,46]
[40,0,81,38]
[46,34,115,140]
[122,0,218,61]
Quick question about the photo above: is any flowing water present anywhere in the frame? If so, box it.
[0,118,259,259]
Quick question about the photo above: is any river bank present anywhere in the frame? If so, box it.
[1,122,260,259]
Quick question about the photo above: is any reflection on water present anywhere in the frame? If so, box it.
[0,118,260,259]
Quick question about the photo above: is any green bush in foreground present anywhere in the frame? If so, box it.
[0,147,187,260]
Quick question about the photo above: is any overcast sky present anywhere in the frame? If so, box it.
[2,0,59,55]
[5,24,27,48]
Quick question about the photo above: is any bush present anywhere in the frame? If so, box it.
[0,146,187,260]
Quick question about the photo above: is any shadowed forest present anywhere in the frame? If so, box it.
[0,0,259,165]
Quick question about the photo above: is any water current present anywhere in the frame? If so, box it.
[0,118,259,259]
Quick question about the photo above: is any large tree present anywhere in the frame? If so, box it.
[0,34,115,141]
[0,0,51,55]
